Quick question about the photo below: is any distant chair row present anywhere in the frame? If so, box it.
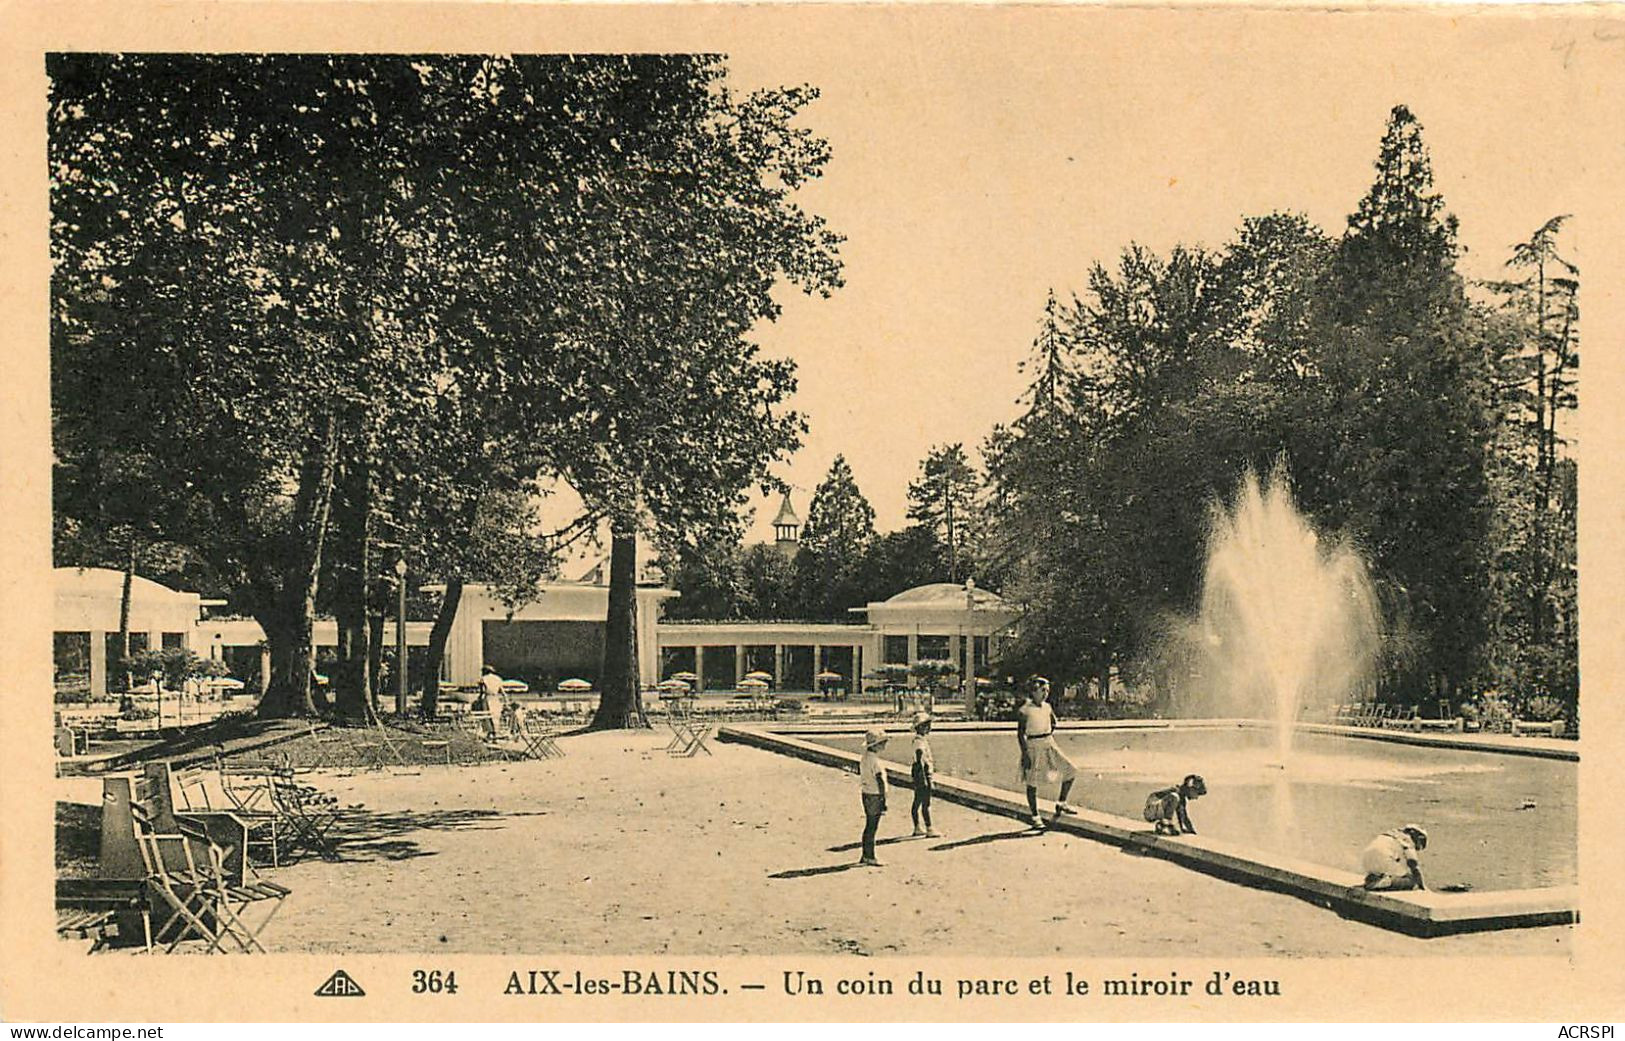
[1326,702,1463,731]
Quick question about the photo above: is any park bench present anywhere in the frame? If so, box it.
[56,878,149,953]
[1511,718,1566,738]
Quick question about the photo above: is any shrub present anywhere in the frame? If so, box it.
[910,659,958,690]
[1524,695,1565,723]
[975,691,1021,722]
[867,664,911,690]
[1479,693,1514,733]
[54,684,94,704]
[774,698,804,714]
[120,706,157,721]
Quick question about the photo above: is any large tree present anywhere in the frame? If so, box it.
[986,105,1520,707]
[793,456,877,619]
[1305,104,1497,697]
[904,444,982,584]
[500,60,845,729]
[50,55,761,719]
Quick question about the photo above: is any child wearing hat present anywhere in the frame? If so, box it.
[858,728,890,867]
[1360,825,1428,890]
[1144,774,1207,836]
[910,712,941,839]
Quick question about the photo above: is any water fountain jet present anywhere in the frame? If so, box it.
[1178,465,1381,764]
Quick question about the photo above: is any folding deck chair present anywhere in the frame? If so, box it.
[174,761,285,868]
[518,714,565,759]
[209,754,342,863]
[128,799,290,954]
[663,697,713,757]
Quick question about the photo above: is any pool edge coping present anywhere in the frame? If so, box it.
[754,717,1579,762]
[717,724,1579,939]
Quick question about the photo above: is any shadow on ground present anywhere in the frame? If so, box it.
[824,835,919,853]
[928,827,1042,851]
[55,796,545,873]
[768,862,871,879]
[319,807,537,863]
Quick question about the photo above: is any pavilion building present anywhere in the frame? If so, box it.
[53,567,1018,704]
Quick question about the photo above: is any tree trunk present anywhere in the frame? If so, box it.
[256,606,321,718]
[256,416,338,719]
[366,602,386,713]
[117,540,136,693]
[591,525,646,729]
[420,575,463,720]
[333,457,377,723]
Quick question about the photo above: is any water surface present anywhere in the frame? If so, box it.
[818,727,1576,891]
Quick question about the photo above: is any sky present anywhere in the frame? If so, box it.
[683,9,1598,545]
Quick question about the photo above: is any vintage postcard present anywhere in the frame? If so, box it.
[2,0,1624,1026]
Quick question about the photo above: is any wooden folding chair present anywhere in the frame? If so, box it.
[511,714,563,759]
[355,721,408,770]
[130,803,290,954]
[175,762,284,868]
[298,724,346,769]
[211,754,341,864]
[664,698,713,758]
[663,699,692,753]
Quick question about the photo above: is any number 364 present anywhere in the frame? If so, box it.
[412,970,458,994]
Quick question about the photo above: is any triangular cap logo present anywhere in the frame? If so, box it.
[315,969,366,997]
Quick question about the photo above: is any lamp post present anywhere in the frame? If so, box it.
[395,558,408,715]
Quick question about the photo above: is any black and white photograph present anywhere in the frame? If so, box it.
[4,0,1624,1026]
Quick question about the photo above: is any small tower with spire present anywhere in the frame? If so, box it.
[772,491,802,558]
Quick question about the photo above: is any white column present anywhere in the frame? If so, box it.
[637,595,661,686]
[89,629,107,698]
[259,644,271,695]
[695,646,706,693]
[774,644,784,688]
[734,644,747,684]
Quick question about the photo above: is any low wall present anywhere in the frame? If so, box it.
[717,724,1578,938]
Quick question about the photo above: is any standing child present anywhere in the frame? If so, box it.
[1017,676,1080,829]
[858,728,889,867]
[910,712,941,838]
[1144,774,1207,835]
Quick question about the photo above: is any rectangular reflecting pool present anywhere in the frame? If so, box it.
[816,727,1576,892]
